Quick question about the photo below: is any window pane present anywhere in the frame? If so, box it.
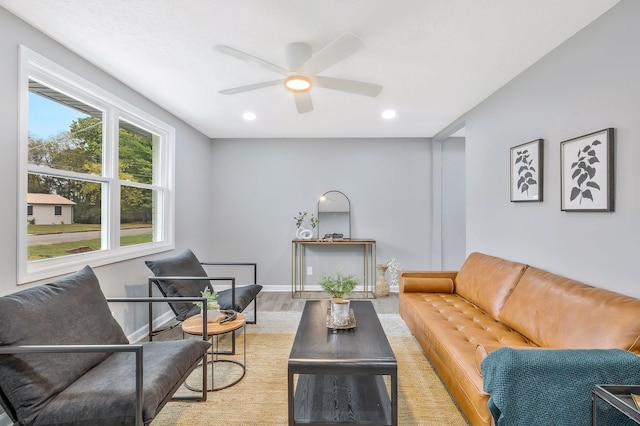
[119,120,153,184]
[29,81,103,175]
[120,185,155,247]
[27,173,102,261]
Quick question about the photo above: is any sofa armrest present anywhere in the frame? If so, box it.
[399,271,458,293]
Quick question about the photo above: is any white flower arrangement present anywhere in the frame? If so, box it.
[386,258,401,287]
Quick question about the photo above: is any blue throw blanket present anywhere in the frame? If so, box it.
[481,347,640,426]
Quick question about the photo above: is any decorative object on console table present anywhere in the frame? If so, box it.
[294,211,318,240]
[561,128,614,212]
[374,263,390,297]
[510,139,543,202]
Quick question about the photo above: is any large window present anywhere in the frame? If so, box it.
[18,46,175,284]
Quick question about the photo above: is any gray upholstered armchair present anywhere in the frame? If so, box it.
[0,266,211,426]
[145,249,263,345]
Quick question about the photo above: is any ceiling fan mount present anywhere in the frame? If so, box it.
[214,33,383,114]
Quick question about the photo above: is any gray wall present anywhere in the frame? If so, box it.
[208,138,436,290]
[464,0,640,297]
[441,137,466,270]
[0,7,213,321]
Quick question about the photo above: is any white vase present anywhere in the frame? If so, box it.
[296,226,313,240]
[206,309,221,323]
[330,298,350,326]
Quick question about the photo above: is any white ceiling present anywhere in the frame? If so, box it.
[0,0,620,139]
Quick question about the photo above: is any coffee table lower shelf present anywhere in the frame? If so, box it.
[292,374,392,425]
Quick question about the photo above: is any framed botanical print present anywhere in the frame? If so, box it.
[510,139,543,202]
[560,128,614,212]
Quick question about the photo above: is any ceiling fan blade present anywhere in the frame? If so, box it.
[219,79,284,95]
[214,45,289,76]
[297,33,364,75]
[314,76,383,97]
[294,92,313,114]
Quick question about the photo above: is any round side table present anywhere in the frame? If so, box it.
[182,313,246,391]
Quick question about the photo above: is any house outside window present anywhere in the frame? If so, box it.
[18,46,175,284]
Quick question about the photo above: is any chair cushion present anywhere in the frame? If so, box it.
[145,249,213,321]
[34,339,211,425]
[0,266,129,425]
[217,284,263,311]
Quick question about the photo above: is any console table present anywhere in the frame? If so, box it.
[291,239,376,298]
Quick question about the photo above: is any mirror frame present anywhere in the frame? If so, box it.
[317,190,351,239]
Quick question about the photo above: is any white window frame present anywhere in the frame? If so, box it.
[18,46,175,284]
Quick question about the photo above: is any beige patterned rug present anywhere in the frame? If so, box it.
[153,314,468,425]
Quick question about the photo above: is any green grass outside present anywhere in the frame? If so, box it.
[28,233,153,261]
[28,223,151,235]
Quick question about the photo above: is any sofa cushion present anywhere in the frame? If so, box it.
[34,339,210,425]
[0,266,129,425]
[499,267,640,351]
[145,249,213,321]
[454,252,527,320]
[400,292,534,426]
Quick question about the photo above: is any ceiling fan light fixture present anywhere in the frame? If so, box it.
[285,75,311,92]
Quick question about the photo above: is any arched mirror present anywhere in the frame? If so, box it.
[318,190,351,239]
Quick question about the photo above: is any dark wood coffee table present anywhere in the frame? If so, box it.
[288,300,397,425]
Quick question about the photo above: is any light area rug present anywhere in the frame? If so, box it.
[153,313,468,425]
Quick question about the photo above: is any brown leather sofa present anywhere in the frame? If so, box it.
[399,252,640,426]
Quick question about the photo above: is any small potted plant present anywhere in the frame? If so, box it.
[319,269,359,327]
[194,287,220,323]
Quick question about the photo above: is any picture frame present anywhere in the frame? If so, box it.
[510,139,543,202]
[560,128,614,212]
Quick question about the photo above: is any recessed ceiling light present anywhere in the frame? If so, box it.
[382,110,396,119]
[243,112,257,121]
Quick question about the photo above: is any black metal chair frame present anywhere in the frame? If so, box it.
[148,262,259,355]
[0,296,210,426]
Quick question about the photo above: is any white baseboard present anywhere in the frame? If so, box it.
[127,310,174,343]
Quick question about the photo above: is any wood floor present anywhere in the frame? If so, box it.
[256,291,399,315]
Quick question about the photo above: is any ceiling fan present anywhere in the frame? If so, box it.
[214,33,383,114]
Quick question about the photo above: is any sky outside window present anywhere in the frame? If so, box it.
[28,92,88,139]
